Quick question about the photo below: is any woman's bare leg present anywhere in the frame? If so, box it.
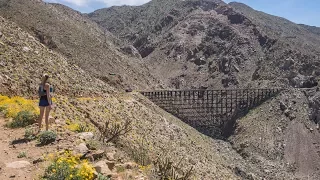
[38,107,45,132]
[45,106,51,131]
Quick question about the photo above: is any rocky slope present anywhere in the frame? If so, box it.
[0,0,163,90]
[299,24,320,36]
[89,0,320,90]
[229,88,320,180]
[0,16,112,97]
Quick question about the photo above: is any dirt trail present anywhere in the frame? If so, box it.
[0,117,66,180]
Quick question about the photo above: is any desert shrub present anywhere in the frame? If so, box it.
[86,139,100,150]
[8,110,37,128]
[152,156,194,180]
[128,136,152,166]
[98,118,132,143]
[43,150,95,180]
[17,151,27,158]
[77,123,92,133]
[66,121,93,133]
[116,166,126,173]
[96,173,110,180]
[39,131,57,145]
[24,127,36,141]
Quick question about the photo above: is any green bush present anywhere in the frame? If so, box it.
[96,173,110,180]
[24,128,36,141]
[153,156,194,180]
[86,139,100,150]
[76,123,91,133]
[8,111,37,128]
[39,131,57,145]
[17,151,27,158]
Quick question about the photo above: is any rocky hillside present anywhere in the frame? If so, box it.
[0,16,112,97]
[299,24,320,36]
[0,0,163,90]
[89,0,320,90]
[229,88,320,179]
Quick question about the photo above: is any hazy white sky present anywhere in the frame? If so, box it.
[44,0,320,27]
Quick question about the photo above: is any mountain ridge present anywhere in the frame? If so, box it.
[88,0,320,90]
[0,0,164,91]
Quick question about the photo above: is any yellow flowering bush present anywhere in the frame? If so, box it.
[43,150,95,180]
[0,94,39,118]
[66,122,94,133]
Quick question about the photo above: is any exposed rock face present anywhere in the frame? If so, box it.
[121,45,142,59]
[289,74,318,88]
[229,89,320,180]
[89,0,320,90]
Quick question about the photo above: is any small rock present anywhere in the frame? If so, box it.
[106,152,115,161]
[6,161,31,168]
[22,46,31,52]
[92,150,105,160]
[32,157,44,164]
[74,143,89,155]
[9,175,15,178]
[78,132,94,140]
[289,114,296,120]
[124,162,138,169]
[188,158,197,165]
[280,101,287,111]
[284,109,291,117]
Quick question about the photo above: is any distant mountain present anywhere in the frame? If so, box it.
[89,0,320,90]
[0,0,163,90]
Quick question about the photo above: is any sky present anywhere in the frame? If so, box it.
[44,0,320,27]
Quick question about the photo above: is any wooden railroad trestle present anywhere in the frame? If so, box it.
[141,89,282,138]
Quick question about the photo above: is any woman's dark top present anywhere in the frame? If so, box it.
[39,85,50,107]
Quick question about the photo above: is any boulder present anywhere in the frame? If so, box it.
[106,160,115,171]
[94,161,112,175]
[91,150,105,160]
[290,74,318,88]
[75,143,89,155]
[281,57,295,70]
[6,161,31,169]
[77,132,94,140]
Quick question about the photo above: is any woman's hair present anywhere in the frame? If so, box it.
[41,74,50,85]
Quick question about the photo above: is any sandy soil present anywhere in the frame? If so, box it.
[0,117,71,180]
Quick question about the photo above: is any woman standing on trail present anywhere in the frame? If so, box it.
[38,74,53,133]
